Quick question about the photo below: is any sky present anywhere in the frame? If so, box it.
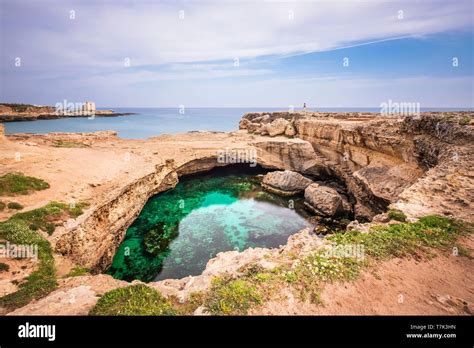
[0,0,473,108]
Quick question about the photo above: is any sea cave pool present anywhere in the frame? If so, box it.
[107,167,313,282]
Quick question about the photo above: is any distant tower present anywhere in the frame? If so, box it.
[84,101,96,115]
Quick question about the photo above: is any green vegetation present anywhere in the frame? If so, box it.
[459,115,471,126]
[328,215,467,260]
[203,275,263,315]
[89,284,176,316]
[0,201,89,310]
[52,140,89,148]
[0,220,57,310]
[387,209,407,222]
[65,267,89,278]
[0,201,5,211]
[0,262,9,272]
[7,202,23,210]
[8,201,89,235]
[0,173,50,196]
[284,251,366,303]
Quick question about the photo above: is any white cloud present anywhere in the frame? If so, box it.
[3,0,472,71]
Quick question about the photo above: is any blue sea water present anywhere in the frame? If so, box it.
[3,107,471,139]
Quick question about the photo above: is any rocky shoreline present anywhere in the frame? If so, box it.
[0,111,136,122]
[0,111,472,315]
[0,103,136,122]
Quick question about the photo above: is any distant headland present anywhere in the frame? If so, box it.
[0,102,136,122]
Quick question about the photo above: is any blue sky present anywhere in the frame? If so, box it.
[0,0,473,108]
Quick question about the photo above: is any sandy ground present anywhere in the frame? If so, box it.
[0,130,258,222]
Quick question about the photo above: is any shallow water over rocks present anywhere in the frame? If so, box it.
[107,167,312,281]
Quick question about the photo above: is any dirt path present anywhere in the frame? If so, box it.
[254,234,474,315]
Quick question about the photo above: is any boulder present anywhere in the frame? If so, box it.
[247,122,261,134]
[267,118,290,137]
[252,114,271,124]
[304,183,345,217]
[285,123,296,137]
[239,118,251,129]
[262,170,313,196]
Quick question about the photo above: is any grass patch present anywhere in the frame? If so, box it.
[387,209,407,222]
[0,220,57,310]
[8,201,89,235]
[65,267,89,278]
[203,274,263,315]
[0,201,89,310]
[0,173,50,196]
[7,202,23,210]
[90,284,175,316]
[328,215,469,260]
[284,251,366,303]
[52,140,89,148]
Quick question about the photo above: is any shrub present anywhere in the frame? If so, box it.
[7,202,23,210]
[0,263,9,272]
[0,173,49,196]
[90,284,175,316]
[0,201,5,211]
[388,209,407,222]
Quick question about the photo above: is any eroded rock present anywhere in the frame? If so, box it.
[262,170,313,196]
[266,118,290,137]
[304,183,346,217]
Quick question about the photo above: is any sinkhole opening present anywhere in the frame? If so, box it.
[107,165,328,282]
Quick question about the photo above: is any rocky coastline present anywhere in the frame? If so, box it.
[0,104,136,122]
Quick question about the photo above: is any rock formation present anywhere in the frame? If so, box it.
[262,170,313,196]
[304,183,347,217]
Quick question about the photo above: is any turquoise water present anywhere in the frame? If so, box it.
[107,168,312,281]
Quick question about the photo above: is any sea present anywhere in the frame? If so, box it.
[3,107,472,139]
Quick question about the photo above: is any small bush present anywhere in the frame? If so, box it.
[0,263,10,272]
[388,209,407,222]
[90,284,175,316]
[7,202,23,210]
[0,201,5,211]
[459,116,470,126]
[0,173,49,196]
